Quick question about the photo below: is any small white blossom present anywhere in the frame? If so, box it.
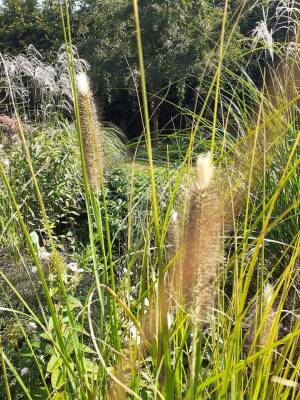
[67,262,84,273]
[28,322,37,331]
[38,248,51,262]
[31,265,38,273]
[2,159,10,167]
[20,367,29,376]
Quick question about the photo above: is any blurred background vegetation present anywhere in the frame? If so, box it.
[0,0,286,138]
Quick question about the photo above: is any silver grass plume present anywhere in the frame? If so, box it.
[76,72,104,191]
[0,44,89,120]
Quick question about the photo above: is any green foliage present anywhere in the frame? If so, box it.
[252,128,300,268]
[0,0,76,56]
[105,166,167,240]
[0,0,49,54]
[0,0,265,134]
[0,123,83,251]
[0,120,129,254]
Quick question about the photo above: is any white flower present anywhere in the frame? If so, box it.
[28,322,37,331]
[67,262,84,273]
[130,324,141,345]
[20,367,29,376]
[2,159,10,167]
[38,248,51,262]
[31,265,38,273]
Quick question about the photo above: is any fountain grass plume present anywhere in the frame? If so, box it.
[170,153,222,326]
[76,71,104,191]
[259,283,277,349]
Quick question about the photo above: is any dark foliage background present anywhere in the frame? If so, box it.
[0,0,282,138]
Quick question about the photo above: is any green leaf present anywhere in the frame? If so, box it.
[29,231,40,249]
[79,343,96,354]
[52,392,66,400]
[47,353,63,374]
[67,296,83,310]
[49,287,58,298]
[51,368,64,389]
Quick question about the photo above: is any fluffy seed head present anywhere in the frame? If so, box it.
[263,283,274,306]
[171,153,221,326]
[76,72,90,96]
[167,209,182,303]
[77,72,104,190]
[196,152,214,189]
[171,210,178,222]
[259,283,276,348]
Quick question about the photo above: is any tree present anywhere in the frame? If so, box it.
[78,0,244,134]
[0,0,45,53]
[0,0,80,58]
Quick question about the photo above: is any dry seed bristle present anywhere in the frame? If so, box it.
[196,152,214,190]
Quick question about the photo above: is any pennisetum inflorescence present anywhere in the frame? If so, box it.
[76,71,104,191]
[169,153,222,326]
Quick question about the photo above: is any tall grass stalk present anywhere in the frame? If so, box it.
[132,1,173,397]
